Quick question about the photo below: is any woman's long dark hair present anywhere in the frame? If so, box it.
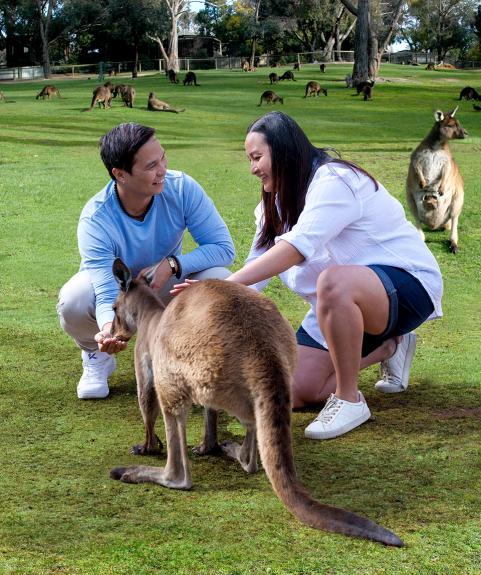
[247,112,378,249]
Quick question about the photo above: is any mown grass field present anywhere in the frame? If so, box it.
[0,63,480,575]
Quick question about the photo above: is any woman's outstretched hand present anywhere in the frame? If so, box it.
[170,278,199,296]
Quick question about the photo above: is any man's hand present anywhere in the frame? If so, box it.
[139,259,172,290]
[94,322,128,354]
[170,278,199,296]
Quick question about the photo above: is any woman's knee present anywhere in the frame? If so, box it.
[316,267,348,309]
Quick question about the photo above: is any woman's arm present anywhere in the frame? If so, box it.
[227,240,304,285]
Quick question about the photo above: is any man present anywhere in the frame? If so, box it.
[57,123,235,399]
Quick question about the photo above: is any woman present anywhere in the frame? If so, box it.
[175,111,443,440]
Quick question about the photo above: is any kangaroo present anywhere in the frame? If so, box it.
[406,107,467,253]
[279,71,295,81]
[167,69,179,84]
[458,86,480,101]
[320,63,326,73]
[148,92,185,113]
[112,84,136,108]
[304,81,327,98]
[293,62,300,70]
[362,84,372,101]
[0,91,5,102]
[355,80,374,95]
[88,86,112,111]
[109,258,404,547]
[258,90,283,106]
[36,85,61,100]
[345,74,353,88]
[473,103,481,111]
[183,71,200,86]
[269,72,279,84]
[242,60,250,72]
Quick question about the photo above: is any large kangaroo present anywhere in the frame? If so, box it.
[304,81,327,98]
[109,259,403,547]
[36,85,61,99]
[89,86,112,111]
[183,71,200,86]
[147,92,185,113]
[406,107,466,253]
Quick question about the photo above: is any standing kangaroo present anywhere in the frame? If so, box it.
[88,86,112,111]
[183,71,200,86]
[109,259,403,547]
[112,84,136,108]
[406,107,467,253]
[36,85,61,99]
[304,81,327,98]
[268,72,279,84]
[258,90,283,106]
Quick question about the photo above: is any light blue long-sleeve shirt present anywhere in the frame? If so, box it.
[78,169,235,329]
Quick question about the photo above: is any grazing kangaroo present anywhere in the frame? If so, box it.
[88,86,112,111]
[36,85,61,100]
[362,84,372,101]
[167,69,179,84]
[258,90,283,106]
[109,259,404,547]
[269,72,279,84]
[279,71,295,81]
[148,92,185,113]
[304,81,327,98]
[293,62,300,70]
[183,71,200,86]
[112,84,136,108]
[355,80,374,95]
[320,63,326,73]
[406,107,467,253]
[458,86,480,101]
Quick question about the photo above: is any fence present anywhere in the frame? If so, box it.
[0,65,44,81]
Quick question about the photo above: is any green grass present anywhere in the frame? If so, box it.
[0,64,480,575]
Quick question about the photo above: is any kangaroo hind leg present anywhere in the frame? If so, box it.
[193,408,221,455]
[221,425,258,474]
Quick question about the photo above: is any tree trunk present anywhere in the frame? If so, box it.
[249,0,262,69]
[132,45,139,78]
[35,0,54,79]
[352,0,371,83]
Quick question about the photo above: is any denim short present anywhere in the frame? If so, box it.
[296,265,435,358]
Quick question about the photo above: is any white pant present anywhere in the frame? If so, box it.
[57,267,231,352]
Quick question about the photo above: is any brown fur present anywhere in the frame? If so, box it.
[425,62,435,71]
[320,63,326,73]
[88,86,112,111]
[242,60,250,72]
[112,84,136,108]
[279,71,295,81]
[258,90,283,106]
[406,108,467,253]
[147,92,185,113]
[0,91,5,102]
[458,86,480,101]
[167,69,179,84]
[293,62,300,70]
[183,71,199,86]
[36,85,61,100]
[109,259,404,547]
[355,80,374,95]
[269,72,279,84]
[304,81,327,98]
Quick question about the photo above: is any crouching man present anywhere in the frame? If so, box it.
[57,122,235,399]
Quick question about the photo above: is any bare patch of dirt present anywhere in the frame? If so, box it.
[433,407,481,419]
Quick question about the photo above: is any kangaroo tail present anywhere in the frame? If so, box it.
[253,362,404,547]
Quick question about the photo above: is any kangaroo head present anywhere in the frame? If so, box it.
[435,107,468,140]
[111,258,138,342]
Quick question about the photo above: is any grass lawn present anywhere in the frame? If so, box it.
[0,63,480,575]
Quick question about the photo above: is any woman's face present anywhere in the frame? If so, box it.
[245,131,273,193]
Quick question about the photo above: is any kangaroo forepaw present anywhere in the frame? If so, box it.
[192,441,222,456]
[131,434,163,455]
[449,242,459,254]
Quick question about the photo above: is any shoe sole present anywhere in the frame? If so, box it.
[304,410,371,440]
[375,333,417,393]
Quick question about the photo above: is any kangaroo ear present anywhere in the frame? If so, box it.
[112,258,132,292]
[434,110,444,122]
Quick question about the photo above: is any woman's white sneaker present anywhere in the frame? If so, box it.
[304,392,371,440]
[375,332,416,393]
[77,351,116,399]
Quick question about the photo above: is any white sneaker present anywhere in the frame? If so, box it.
[304,392,371,440]
[375,332,416,393]
[77,351,116,399]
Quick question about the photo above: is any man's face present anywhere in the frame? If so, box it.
[118,137,168,198]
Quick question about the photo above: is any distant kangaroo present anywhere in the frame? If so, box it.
[112,84,136,108]
[320,63,326,73]
[183,71,199,86]
[473,103,481,111]
[279,71,295,81]
[258,90,283,106]
[167,69,179,84]
[269,72,279,84]
[458,86,480,101]
[0,91,5,102]
[362,84,372,101]
[406,107,467,253]
[36,85,61,100]
[304,81,327,98]
[355,80,374,95]
[109,259,404,547]
[148,92,185,113]
[88,86,112,111]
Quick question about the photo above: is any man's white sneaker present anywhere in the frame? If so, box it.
[375,332,416,393]
[304,392,371,440]
[77,351,116,399]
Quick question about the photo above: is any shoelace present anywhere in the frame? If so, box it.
[315,395,342,423]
